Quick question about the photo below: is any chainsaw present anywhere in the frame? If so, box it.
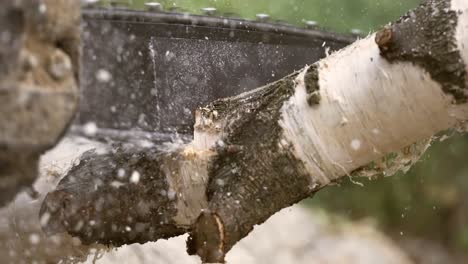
[76,3,354,142]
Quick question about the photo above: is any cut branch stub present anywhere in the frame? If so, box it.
[375,26,393,51]
[375,0,467,103]
[187,211,225,261]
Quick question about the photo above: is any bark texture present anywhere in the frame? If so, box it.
[40,138,211,248]
[376,0,467,103]
[188,74,320,262]
[40,147,186,246]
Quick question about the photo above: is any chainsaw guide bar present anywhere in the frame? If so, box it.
[77,7,354,141]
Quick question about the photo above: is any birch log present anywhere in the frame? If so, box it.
[40,0,468,263]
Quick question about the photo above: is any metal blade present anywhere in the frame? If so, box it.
[77,8,354,140]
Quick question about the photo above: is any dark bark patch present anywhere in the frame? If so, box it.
[189,73,319,262]
[40,147,186,246]
[304,65,321,106]
[375,0,467,103]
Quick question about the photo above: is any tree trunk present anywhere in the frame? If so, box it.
[15,0,468,263]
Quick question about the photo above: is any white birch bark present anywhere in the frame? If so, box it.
[280,36,468,185]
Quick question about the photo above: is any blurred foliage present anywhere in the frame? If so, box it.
[309,132,468,251]
[122,0,468,252]
[126,0,421,32]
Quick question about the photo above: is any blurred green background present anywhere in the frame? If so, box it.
[123,0,468,253]
[125,0,420,33]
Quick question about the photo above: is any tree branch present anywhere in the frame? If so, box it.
[41,0,468,263]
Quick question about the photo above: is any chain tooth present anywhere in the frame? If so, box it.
[304,20,318,29]
[256,13,270,22]
[145,2,163,12]
[201,7,217,16]
[81,0,100,8]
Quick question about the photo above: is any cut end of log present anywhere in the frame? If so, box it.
[187,211,226,263]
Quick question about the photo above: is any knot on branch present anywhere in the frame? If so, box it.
[375,26,394,52]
